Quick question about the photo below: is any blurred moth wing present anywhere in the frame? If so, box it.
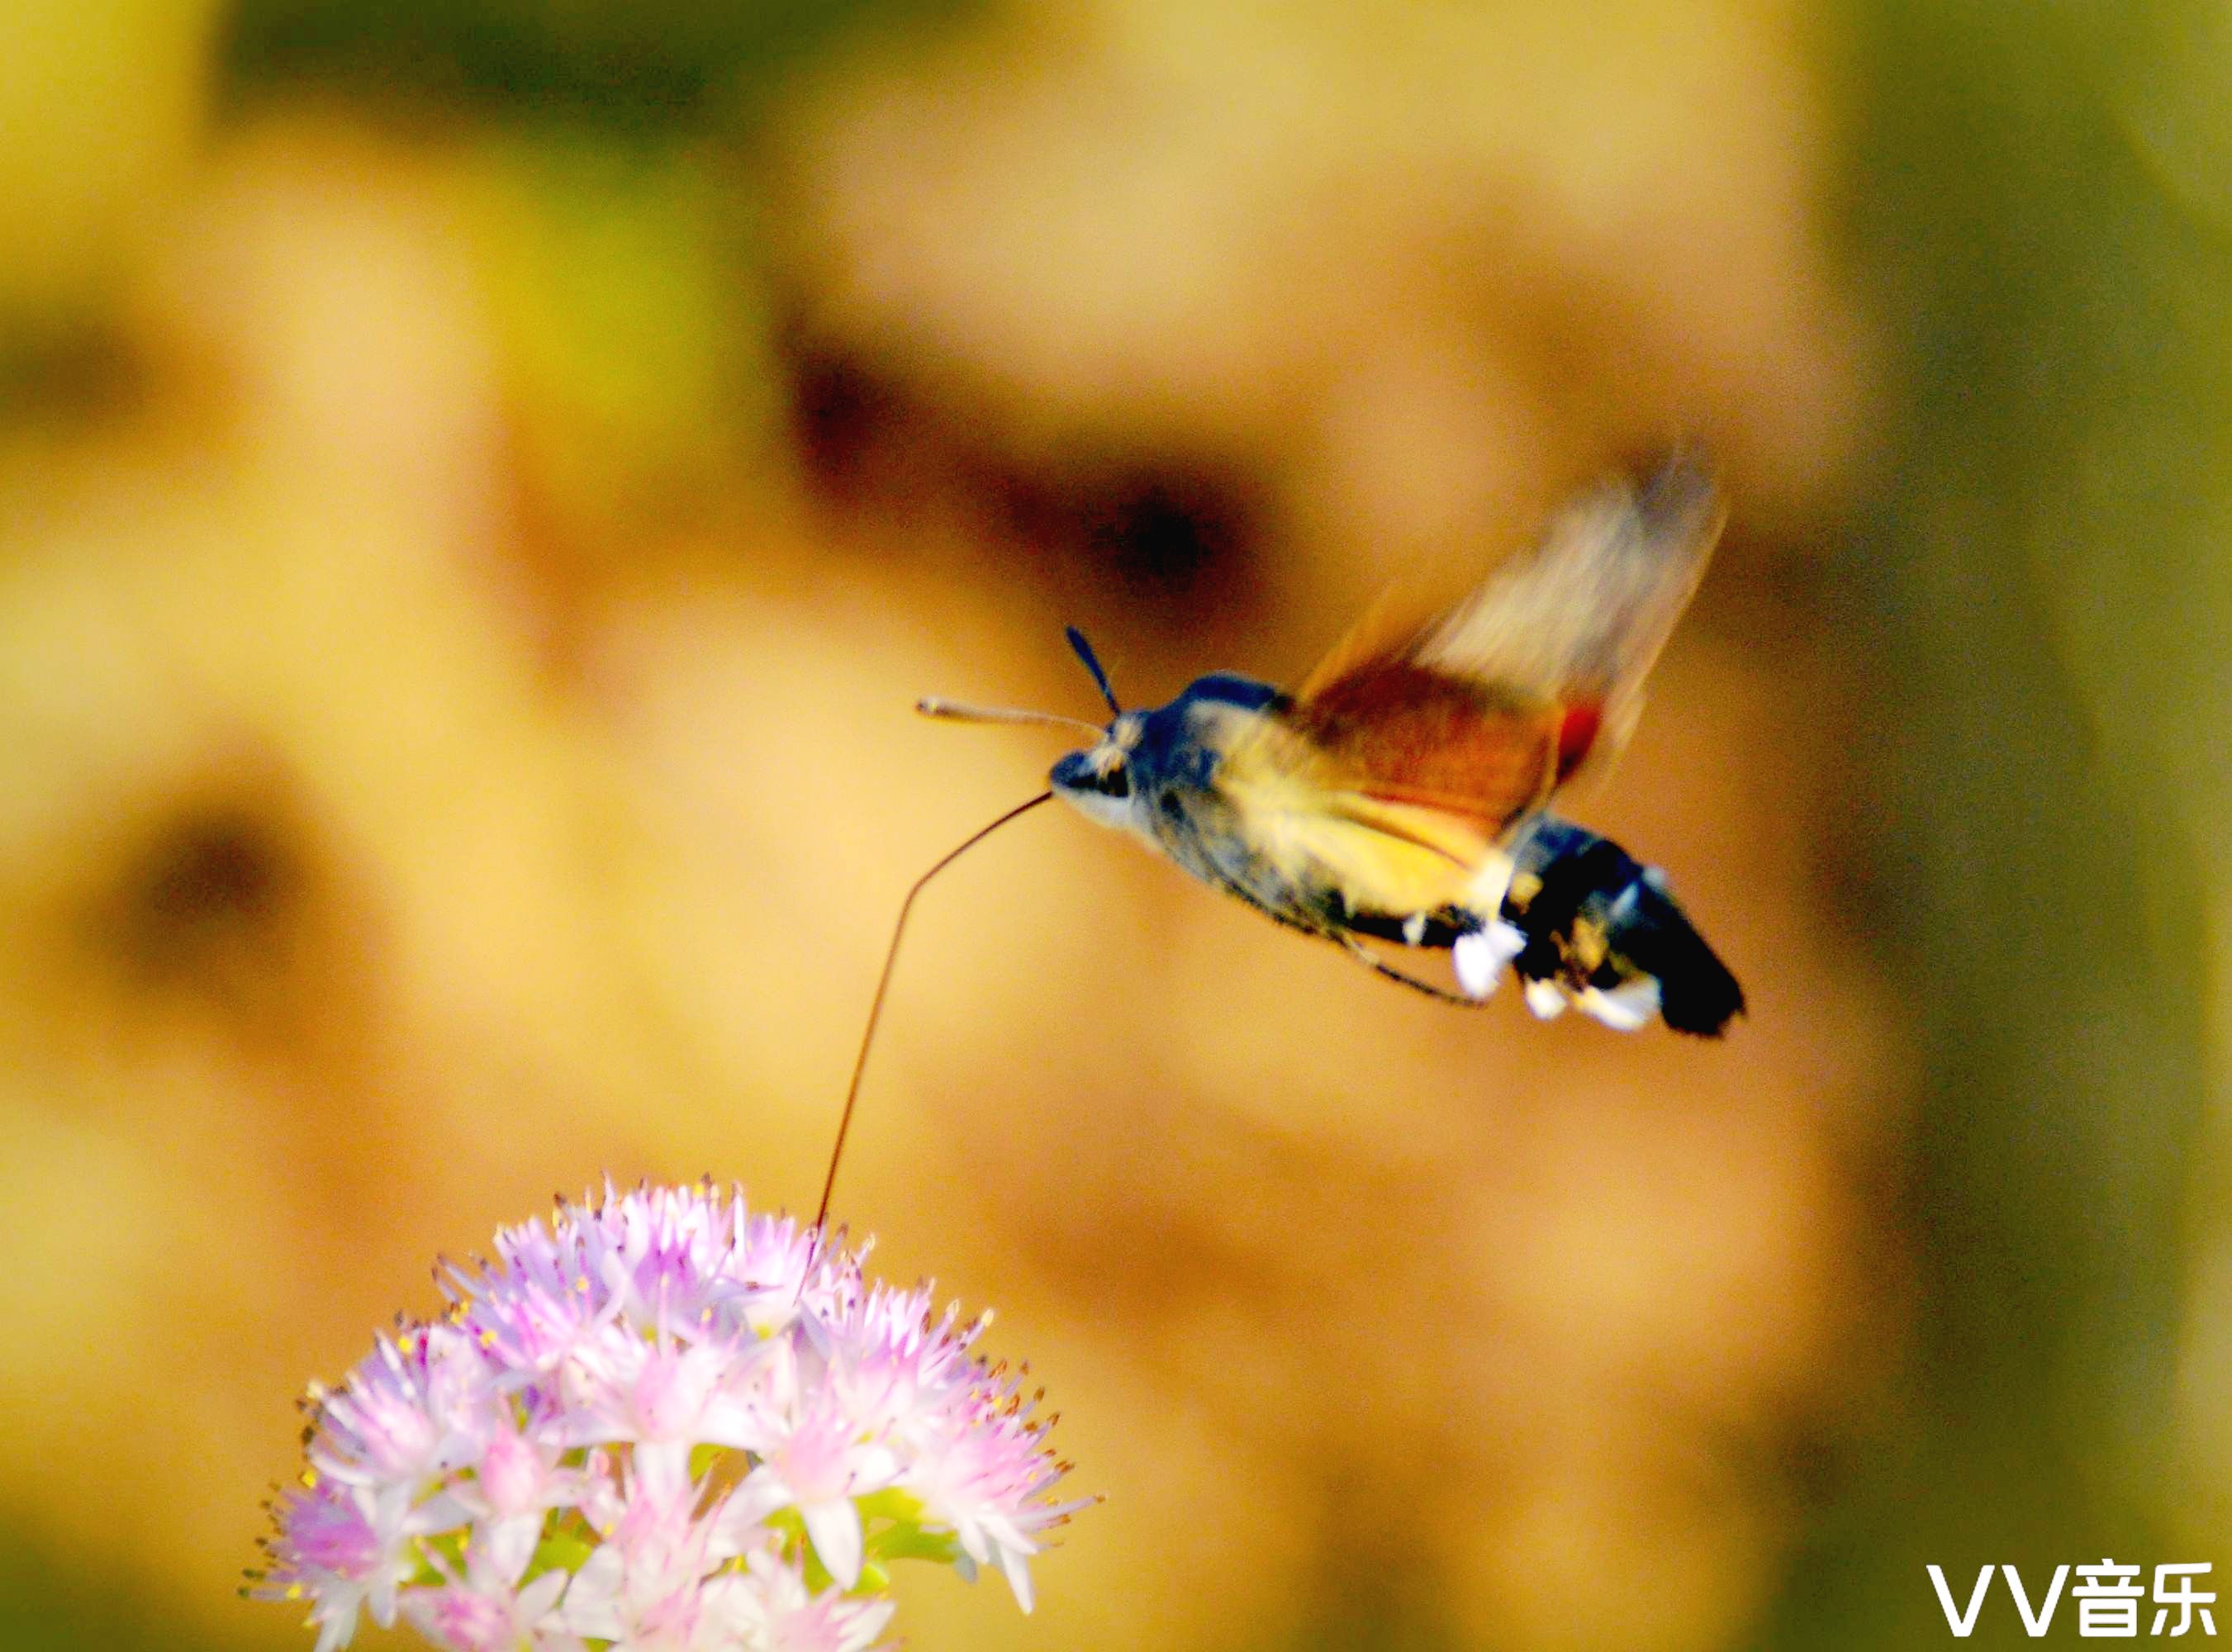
[1408,452,1724,780]
[1223,452,1726,919]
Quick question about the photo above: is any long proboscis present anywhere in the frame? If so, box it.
[808,790,1057,1246]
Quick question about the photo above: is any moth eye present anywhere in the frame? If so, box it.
[1052,748,1130,799]
[1078,756,1129,799]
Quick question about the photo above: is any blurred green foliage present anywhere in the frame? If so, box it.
[222,0,971,123]
[1762,0,2230,1645]
[1,1538,231,1652]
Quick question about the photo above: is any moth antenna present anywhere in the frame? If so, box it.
[806,790,1057,1260]
[1065,625,1122,716]
[917,698,1106,738]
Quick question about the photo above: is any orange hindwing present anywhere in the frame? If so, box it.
[1248,451,1723,851]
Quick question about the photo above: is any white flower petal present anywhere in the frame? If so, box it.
[311,1606,357,1652]
[695,1399,764,1455]
[366,1578,400,1630]
[482,1513,544,1587]
[404,1492,473,1535]
[630,1439,691,1502]
[801,1497,865,1590]
[996,1544,1037,1613]
[843,1597,900,1651]
[556,1548,624,1640]
[515,1567,569,1623]
[946,1512,991,1565]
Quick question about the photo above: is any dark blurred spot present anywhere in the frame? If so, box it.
[117,804,304,981]
[0,324,152,430]
[993,462,1254,596]
[784,335,1265,606]
[787,346,905,491]
[96,784,387,1055]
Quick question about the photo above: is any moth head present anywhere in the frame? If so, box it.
[1050,714,1144,828]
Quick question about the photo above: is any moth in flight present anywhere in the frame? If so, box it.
[810,453,1742,1238]
[926,451,1743,1036]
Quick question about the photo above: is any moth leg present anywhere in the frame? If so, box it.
[1334,935,1489,1007]
[1208,873,1484,1004]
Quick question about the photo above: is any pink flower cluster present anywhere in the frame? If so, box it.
[249,1183,1084,1652]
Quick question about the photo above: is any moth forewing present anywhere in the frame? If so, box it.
[1413,452,1724,781]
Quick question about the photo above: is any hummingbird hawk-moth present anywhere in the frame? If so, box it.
[810,453,1742,1234]
[933,449,1742,1035]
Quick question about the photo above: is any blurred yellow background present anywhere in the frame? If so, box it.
[1,1,2226,1649]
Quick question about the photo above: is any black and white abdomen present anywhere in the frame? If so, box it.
[1465,815,1745,1036]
